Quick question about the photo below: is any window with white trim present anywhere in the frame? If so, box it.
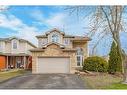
[13,40,18,49]
[52,34,59,43]
[64,38,70,45]
[76,47,83,66]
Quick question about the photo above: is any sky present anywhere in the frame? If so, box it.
[0,6,127,56]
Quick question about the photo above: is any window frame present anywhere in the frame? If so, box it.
[64,38,70,45]
[51,34,59,43]
[76,47,83,66]
[12,39,18,50]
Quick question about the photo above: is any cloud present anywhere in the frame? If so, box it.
[0,13,41,45]
[0,14,20,31]
[30,9,44,22]
[46,13,67,28]
[30,9,67,29]
[0,10,68,46]
[30,9,89,36]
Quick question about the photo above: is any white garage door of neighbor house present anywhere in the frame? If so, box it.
[37,57,70,73]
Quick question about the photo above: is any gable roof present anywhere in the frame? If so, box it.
[42,42,65,49]
[36,28,65,38]
[0,37,36,48]
[36,28,91,41]
[45,28,65,35]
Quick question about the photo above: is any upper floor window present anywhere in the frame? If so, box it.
[12,40,18,49]
[52,34,59,43]
[64,39,70,45]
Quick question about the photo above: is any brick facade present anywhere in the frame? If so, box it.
[31,44,77,73]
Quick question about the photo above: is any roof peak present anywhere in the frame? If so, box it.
[42,42,65,49]
[0,36,36,48]
[45,28,65,35]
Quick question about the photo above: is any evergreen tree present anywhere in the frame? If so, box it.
[108,41,122,74]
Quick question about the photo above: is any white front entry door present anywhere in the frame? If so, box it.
[37,57,70,73]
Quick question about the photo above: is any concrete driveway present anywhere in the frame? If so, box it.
[0,74,87,89]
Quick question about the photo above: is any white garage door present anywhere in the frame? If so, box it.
[37,57,70,73]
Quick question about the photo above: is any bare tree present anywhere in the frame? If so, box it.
[65,6,127,83]
[93,6,127,82]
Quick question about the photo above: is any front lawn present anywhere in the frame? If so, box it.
[105,83,127,89]
[81,72,127,89]
[0,69,28,83]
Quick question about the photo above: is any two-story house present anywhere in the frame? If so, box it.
[0,37,36,70]
[30,28,91,74]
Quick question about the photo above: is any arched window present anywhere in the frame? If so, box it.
[77,47,83,55]
[12,40,18,49]
[76,47,83,66]
[52,34,59,43]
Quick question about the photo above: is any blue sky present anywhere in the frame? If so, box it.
[0,6,127,56]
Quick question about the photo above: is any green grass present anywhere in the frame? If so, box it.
[105,83,127,89]
[81,73,127,89]
[0,69,28,83]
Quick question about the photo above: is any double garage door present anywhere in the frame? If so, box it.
[37,57,70,73]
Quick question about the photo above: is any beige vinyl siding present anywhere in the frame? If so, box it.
[19,42,26,53]
[5,42,11,53]
[0,41,5,52]
[26,43,35,54]
[2,40,35,54]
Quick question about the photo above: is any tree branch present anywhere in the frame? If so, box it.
[100,6,113,34]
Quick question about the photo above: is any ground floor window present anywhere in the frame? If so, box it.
[76,47,83,66]
[77,55,83,66]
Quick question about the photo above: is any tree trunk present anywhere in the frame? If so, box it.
[123,57,127,83]
[113,32,127,82]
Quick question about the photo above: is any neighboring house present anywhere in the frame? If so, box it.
[0,37,36,70]
[30,28,91,74]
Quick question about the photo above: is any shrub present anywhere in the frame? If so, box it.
[108,41,122,74]
[83,56,108,72]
